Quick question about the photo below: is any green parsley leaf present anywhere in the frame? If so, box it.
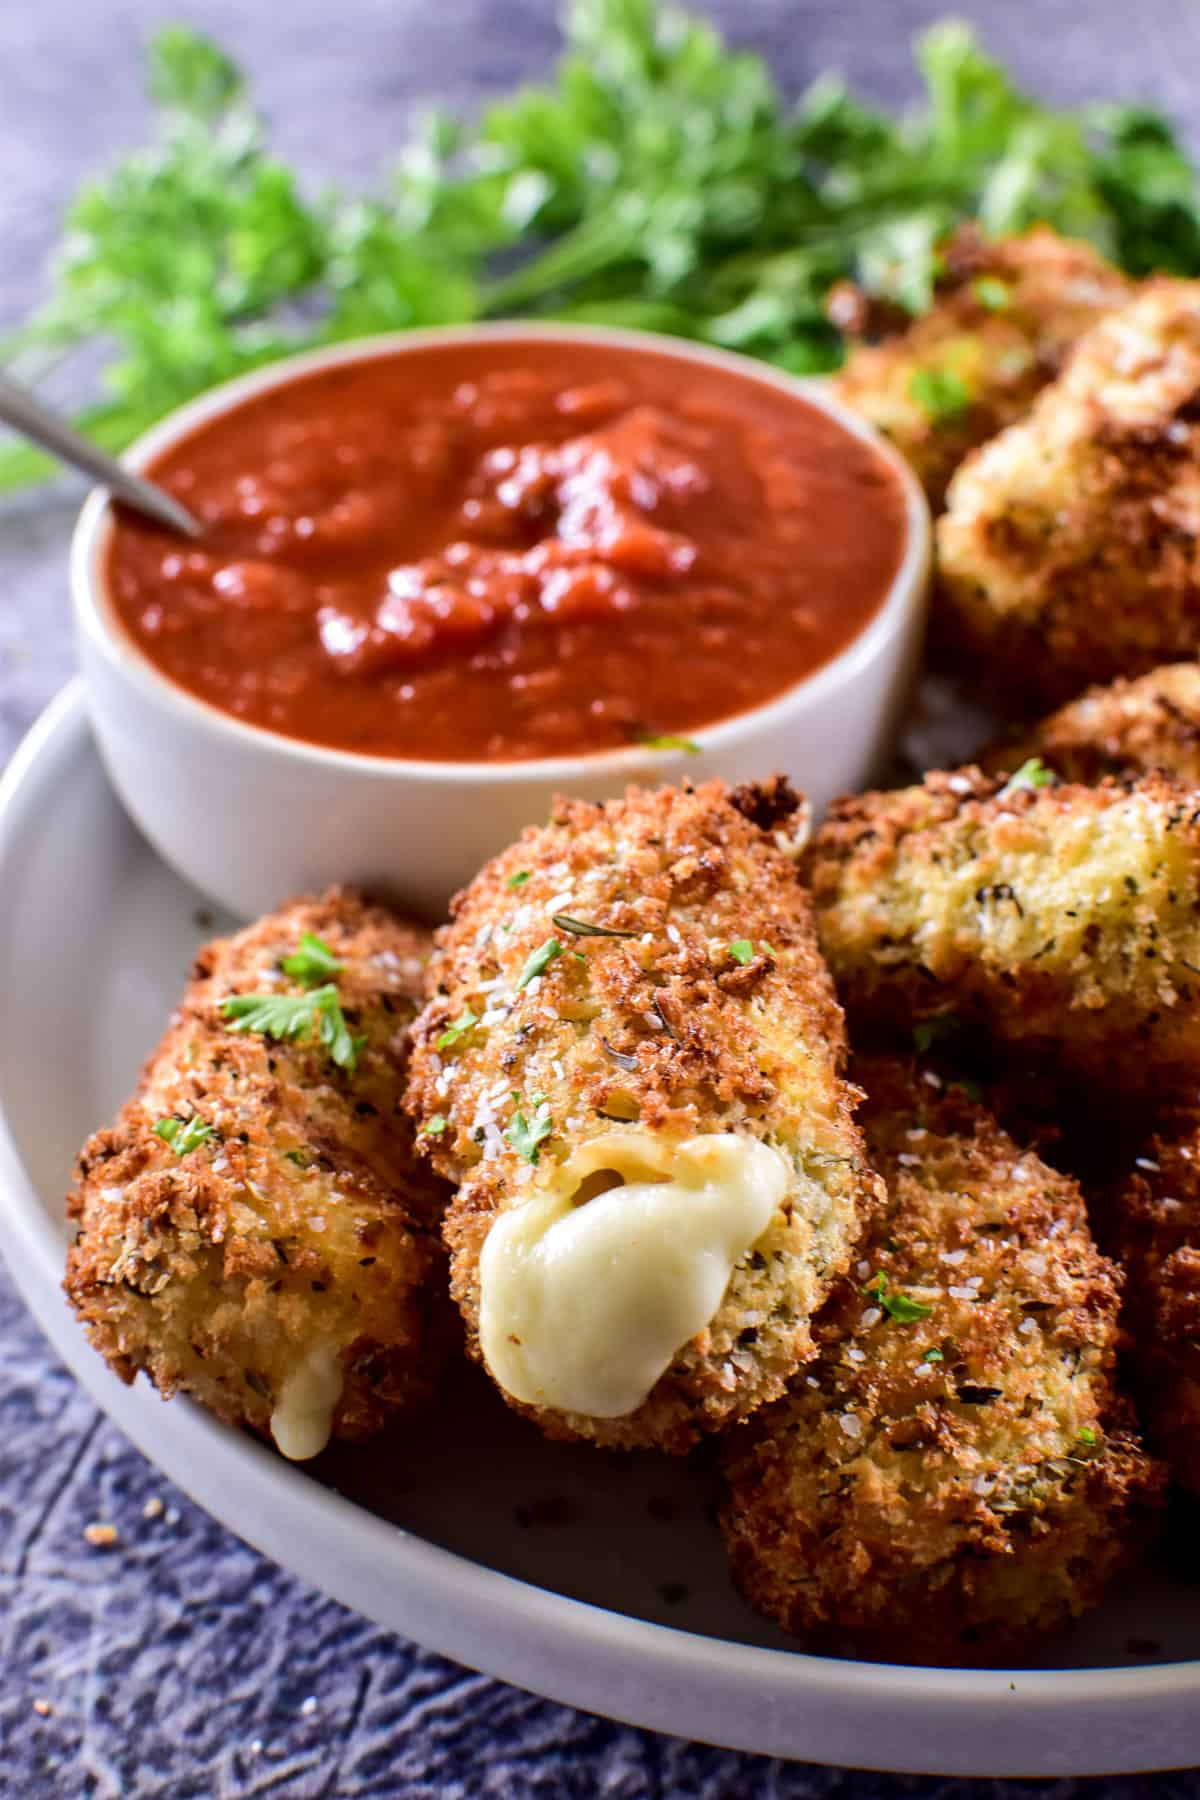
[506,1102,553,1164]
[924,1347,945,1362]
[908,365,971,421]
[153,1115,214,1156]
[221,988,330,1044]
[436,1006,479,1050]
[728,939,754,965]
[639,735,701,754]
[864,1270,934,1323]
[972,275,1011,310]
[516,937,562,990]
[421,1113,449,1137]
[550,913,639,939]
[999,756,1055,797]
[281,932,343,985]
[285,1150,308,1166]
[149,26,241,114]
[913,1012,958,1054]
[221,983,365,1075]
[317,996,368,1076]
[760,941,778,958]
[506,870,532,890]
[884,1291,934,1323]
[1078,1425,1098,1445]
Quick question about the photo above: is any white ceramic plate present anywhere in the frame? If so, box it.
[2,683,1199,1778]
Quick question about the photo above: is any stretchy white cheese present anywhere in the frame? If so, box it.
[479,1131,788,1418]
[270,1343,343,1461]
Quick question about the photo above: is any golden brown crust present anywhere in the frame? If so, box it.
[833,224,1130,508]
[406,779,883,1452]
[806,767,1200,1094]
[937,279,1200,710]
[65,889,452,1445]
[720,1058,1165,1665]
[1112,1113,1200,1498]
[980,662,1200,786]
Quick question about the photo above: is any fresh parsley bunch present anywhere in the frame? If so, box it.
[0,29,475,492]
[4,0,1200,495]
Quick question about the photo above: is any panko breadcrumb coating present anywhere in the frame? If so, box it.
[981,662,1200,786]
[833,225,1130,508]
[807,767,1200,1095]
[937,279,1200,709]
[407,778,883,1453]
[720,1058,1164,1665]
[65,890,451,1459]
[1113,1112,1200,1498]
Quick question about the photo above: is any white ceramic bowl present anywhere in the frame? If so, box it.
[72,324,930,921]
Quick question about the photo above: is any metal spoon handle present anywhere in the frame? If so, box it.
[0,371,204,539]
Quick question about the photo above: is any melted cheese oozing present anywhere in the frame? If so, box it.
[269,1344,343,1460]
[478,1130,789,1418]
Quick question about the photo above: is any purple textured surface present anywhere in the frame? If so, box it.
[4,3,1200,1793]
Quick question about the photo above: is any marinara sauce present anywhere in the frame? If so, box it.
[108,338,909,762]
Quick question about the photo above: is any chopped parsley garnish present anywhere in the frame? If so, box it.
[436,1006,479,1050]
[280,931,343,985]
[885,1292,934,1323]
[221,989,324,1044]
[421,1114,449,1137]
[516,937,562,990]
[760,941,778,958]
[153,1115,214,1156]
[551,913,639,940]
[728,939,754,965]
[972,275,1011,310]
[1078,1425,1098,1446]
[923,1347,945,1362]
[999,756,1054,797]
[315,995,366,1075]
[913,1012,958,1054]
[908,365,970,421]
[506,870,532,890]
[864,1270,933,1323]
[285,1150,308,1166]
[506,1102,553,1164]
[220,984,366,1075]
[639,734,701,754]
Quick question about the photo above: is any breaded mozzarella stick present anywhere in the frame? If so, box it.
[808,767,1200,1094]
[66,890,451,1459]
[1113,1112,1200,1498]
[937,279,1200,708]
[408,779,883,1452]
[980,663,1200,788]
[721,1060,1164,1664]
[834,224,1129,508]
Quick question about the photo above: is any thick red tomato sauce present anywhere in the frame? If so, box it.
[107,338,909,763]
